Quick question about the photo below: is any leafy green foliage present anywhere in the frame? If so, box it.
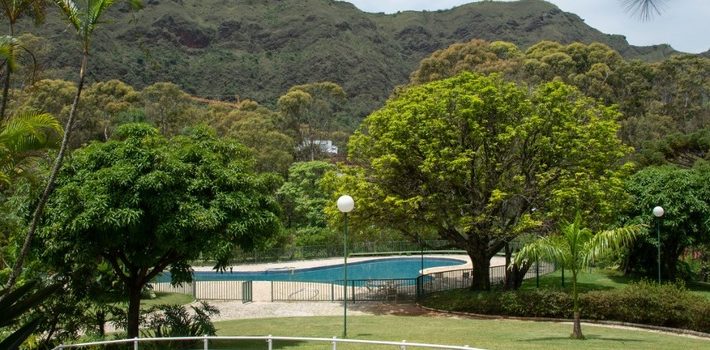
[278,82,345,161]
[0,110,62,187]
[142,302,219,338]
[142,81,193,136]
[0,281,60,350]
[513,215,644,338]
[277,161,337,246]
[211,100,294,175]
[635,128,710,167]
[623,162,710,280]
[410,40,709,151]
[340,72,632,290]
[423,281,710,333]
[40,123,280,337]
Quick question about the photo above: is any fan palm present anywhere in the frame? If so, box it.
[512,215,645,339]
[4,0,143,291]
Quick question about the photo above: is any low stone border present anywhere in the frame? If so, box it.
[416,304,710,339]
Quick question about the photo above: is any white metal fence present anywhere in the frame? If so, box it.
[52,335,484,350]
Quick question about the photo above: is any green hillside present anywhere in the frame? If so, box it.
[20,0,679,119]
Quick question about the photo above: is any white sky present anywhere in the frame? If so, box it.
[344,0,709,53]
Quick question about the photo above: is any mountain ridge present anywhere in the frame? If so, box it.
[20,0,684,119]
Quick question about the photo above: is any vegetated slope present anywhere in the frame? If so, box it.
[24,0,679,121]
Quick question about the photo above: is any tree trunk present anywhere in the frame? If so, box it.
[507,262,531,290]
[96,309,106,338]
[469,249,491,290]
[504,243,515,290]
[126,281,142,338]
[1,24,15,122]
[571,311,584,339]
[570,270,585,339]
[3,50,88,291]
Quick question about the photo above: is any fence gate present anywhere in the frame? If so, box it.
[242,281,252,303]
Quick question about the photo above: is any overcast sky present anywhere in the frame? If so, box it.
[344,0,709,53]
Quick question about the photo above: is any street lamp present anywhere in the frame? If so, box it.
[653,206,664,284]
[337,195,354,338]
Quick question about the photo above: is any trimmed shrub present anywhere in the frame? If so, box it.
[422,282,710,333]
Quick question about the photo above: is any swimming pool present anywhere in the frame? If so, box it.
[156,257,466,282]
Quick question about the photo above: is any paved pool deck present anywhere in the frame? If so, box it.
[192,254,506,275]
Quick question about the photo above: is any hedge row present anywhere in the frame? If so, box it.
[422,281,710,333]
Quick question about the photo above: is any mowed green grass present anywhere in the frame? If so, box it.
[212,315,710,350]
[520,268,710,299]
[140,292,194,308]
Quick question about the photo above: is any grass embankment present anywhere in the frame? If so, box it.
[211,316,709,350]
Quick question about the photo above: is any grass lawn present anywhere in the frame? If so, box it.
[521,268,710,299]
[140,292,194,308]
[210,315,710,350]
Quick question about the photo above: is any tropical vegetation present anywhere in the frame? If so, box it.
[512,216,645,338]
[0,0,707,347]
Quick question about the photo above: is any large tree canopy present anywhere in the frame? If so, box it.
[39,123,280,338]
[340,72,632,290]
[623,161,710,280]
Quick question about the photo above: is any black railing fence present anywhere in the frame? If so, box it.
[153,261,555,302]
[268,261,557,302]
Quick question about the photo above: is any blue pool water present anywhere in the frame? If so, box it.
[156,257,465,282]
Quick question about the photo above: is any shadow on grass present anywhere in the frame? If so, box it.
[520,334,644,342]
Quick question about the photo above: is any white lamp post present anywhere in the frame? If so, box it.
[337,195,354,338]
[653,206,664,284]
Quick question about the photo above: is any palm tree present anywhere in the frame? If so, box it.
[511,215,644,339]
[0,110,62,186]
[623,0,667,20]
[4,0,142,291]
[0,0,48,121]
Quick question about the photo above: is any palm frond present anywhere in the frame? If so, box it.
[52,0,81,31]
[0,111,63,154]
[584,224,646,265]
[0,36,18,72]
[511,235,565,268]
[0,169,10,186]
[622,0,666,21]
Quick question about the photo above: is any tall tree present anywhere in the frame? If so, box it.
[623,162,710,280]
[210,99,294,175]
[278,82,345,161]
[40,123,280,338]
[142,82,191,136]
[4,0,143,291]
[0,0,47,121]
[512,215,644,339]
[340,72,631,290]
[77,79,140,144]
[278,161,337,246]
